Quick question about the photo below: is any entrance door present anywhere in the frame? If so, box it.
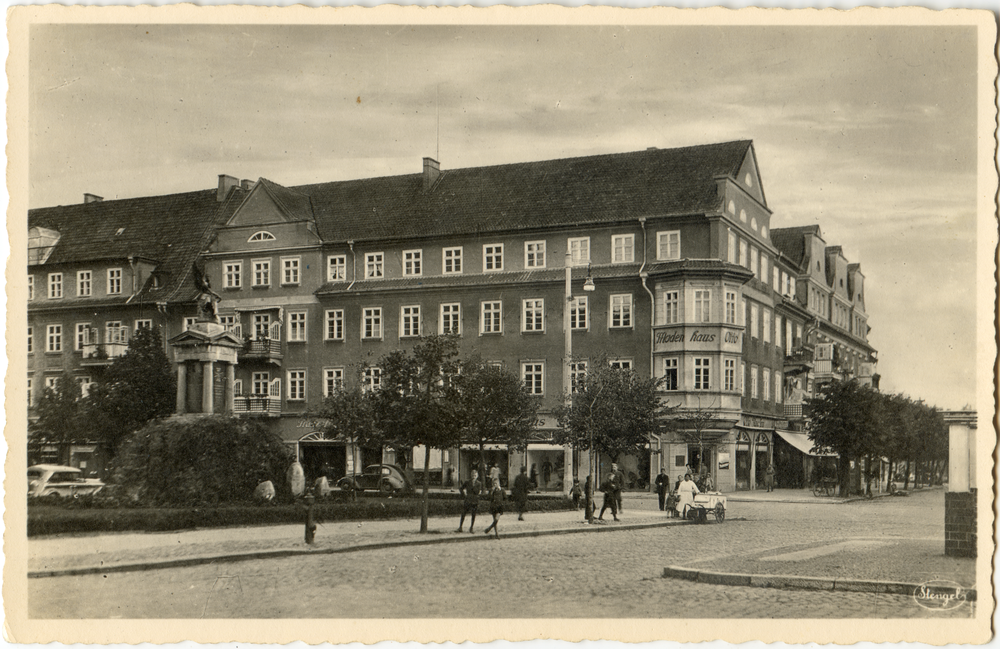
[735,432,751,490]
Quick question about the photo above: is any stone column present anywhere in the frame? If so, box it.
[944,412,977,558]
[176,362,187,414]
[226,362,236,414]
[202,360,214,414]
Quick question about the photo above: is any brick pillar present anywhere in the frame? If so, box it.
[945,490,976,558]
[202,360,214,414]
[175,362,187,414]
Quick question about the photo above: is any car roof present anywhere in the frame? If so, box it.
[28,464,81,472]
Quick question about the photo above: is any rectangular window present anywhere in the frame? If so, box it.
[47,324,62,352]
[760,254,769,285]
[365,253,384,279]
[325,309,344,341]
[750,303,759,339]
[27,377,32,405]
[28,276,34,300]
[45,376,59,392]
[569,361,588,393]
[252,372,270,396]
[724,358,736,391]
[524,241,546,268]
[763,368,771,401]
[522,362,544,395]
[484,244,504,272]
[568,237,590,266]
[610,294,633,328]
[784,273,793,297]
[786,320,794,355]
[775,315,783,349]
[324,368,344,397]
[772,266,780,292]
[739,240,748,268]
[694,290,711,323]
[403,250,422,276]
[287,370,306,401]
[27,326,33,353]
[440,303,461,335]
[77,271,92,297]
[363,367,381,393]
[612,235,634,263]
[694,358,710,390]
[609,359,632,371]
[570,296,588,330]
[288,312,307,342]
[107,268,122,295]
[750,247,759,279]
[522,299,544,332]
[751,365,759,399]
[481,301,502,334]
[776,372,783,404]
[48,273,63,299]
[106,321,127,344]
[400,305,421,337]
[662,290,679,324]
[224,262,242,289]
[362,308,382,339]
[725,291,738,325]
[185,317,197,332]
[727,231,737,264]
[327,255,347,282]
[657,231,681,260]
[77,376,93,398]
[741,362,746,396]
[253,260,271,287]
[663,358,678,390]
[282,257,300,285]
[75,323,91,351]
[763,308,772,343]
[218,315,239,337]
[443,247,463,274]
[253,313,270,339]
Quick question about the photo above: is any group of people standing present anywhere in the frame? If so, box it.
[457,466,536,539]
[654,468,704,517]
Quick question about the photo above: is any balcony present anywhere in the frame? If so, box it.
[784,403,810,420]
[238,338,283,364]
[233,395,282,416]
[79,342,128,366]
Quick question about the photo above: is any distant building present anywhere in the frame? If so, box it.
[27,140,876,491]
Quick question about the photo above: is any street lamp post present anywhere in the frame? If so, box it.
[563,252,595,503]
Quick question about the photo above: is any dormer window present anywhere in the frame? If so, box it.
[248,231,276,242]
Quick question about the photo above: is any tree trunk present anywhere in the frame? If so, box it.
[904,458,911,489]
[838,453,850,497]
[419,445,431,533]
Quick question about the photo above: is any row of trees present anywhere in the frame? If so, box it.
[807,379,948,496]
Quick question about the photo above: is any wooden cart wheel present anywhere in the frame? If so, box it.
[714,503,725,523]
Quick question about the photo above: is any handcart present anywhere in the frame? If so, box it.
[682,491,727,523]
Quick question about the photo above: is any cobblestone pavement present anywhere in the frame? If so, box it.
[29,490,975,619]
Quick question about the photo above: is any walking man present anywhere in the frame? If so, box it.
[655,468,670,511]
[512,465,530,520]
[457,469,482,533]
[611,462,625,513]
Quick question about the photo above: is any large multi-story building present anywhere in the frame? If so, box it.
[27,140,877,492]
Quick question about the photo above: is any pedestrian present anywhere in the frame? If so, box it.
[611,462,625,513]
[529,463,538,491]
[483,477,505,538]
[489,463,500,487]
[570,478,583,509]
[542,459,552,487]
[457,469,482,533]
[765,463,776,492]
[512,465,530,520]
[676,472,700,518]
[655,468,670,511]
[598,473,619,521]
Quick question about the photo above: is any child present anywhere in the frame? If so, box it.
[483,477,505,538]
[570,478,583,509]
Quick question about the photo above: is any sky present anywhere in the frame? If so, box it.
[26,22,985,410]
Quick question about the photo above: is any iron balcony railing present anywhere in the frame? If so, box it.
[233,395,282,415]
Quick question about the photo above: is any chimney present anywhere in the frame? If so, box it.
[241,179,254,190]
[84,193,103,204]
[422,157,441,191]
[217,174,239,202]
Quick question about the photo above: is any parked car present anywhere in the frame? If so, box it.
[337,464,411,495]
[28,464,105,498]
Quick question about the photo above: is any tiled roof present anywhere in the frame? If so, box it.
[258,178,314,221]
[28,189,236,303]
[300,140,754,242]
[770,225,820,269]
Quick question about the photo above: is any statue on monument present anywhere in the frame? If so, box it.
[192,261,222,323]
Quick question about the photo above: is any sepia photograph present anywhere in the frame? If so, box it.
[6,5,996,645]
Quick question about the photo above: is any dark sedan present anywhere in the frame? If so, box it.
[337,464,411,495]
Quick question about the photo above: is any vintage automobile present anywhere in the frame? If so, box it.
[337,464,411,495]
[28,464,105,498]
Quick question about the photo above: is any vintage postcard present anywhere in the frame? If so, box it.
[5,4,996,646]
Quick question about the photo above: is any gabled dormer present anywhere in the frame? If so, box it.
[28,226,60,265]
[209,178,321,254]
[733,144,767,208]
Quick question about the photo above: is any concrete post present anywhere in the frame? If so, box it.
[202,360,214,414]
[175,362,187,414]
[944,411,977,558]
[226,362,236,414]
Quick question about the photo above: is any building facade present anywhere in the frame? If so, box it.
[27,140,877,492]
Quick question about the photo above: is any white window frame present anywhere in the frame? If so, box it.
[657,231,681,261]
[362,367,381,393]
[724,358,736,391]
[609,359,632,371]
[75,323,91,351]
[725,291,738,325]
[440,303,461,335]
[252,259,271,287]
[751,365,759,399]
[77,376,93,399]
[107,268,122,295]
[570,360,588,393]
[763,368,771,401]
[325,309,344,341]
[45,376,59,392]
[763,308,772,343]
[610,294,633,329]
[224,261,242,289]
[522,299,545,333]
[47,324,62,352]
[739,240,748,268]
[662,290,679,325]
[288,311,308,342]
[252,313,270,339]
[570,296,588,330]
[694,289,711,323]
[524,241,546,268]
[773,266,780,292]
[218,315,240,337]
[442,247,463,275]
[522,361,545,395]
[776,371,783,404]
[106,321,127,344]
[281,257,301,286]
[77,270,92,297]
[663,357,678,391]
[287,370,306,401]
[48,273,63,299]
[694,358,710,390]
[323,368,345,397]
[761,255,769,286]
[27,377,32,405]
[327,255,347,282]
[727,231,737,264]
[400,305,421,338]
[362,307,383,340]
[483,244,504,272]
[28,276,34,301]
[248,231,275,242]
[741,362,747,396]
[252,371,270,396]
[612,234,634,264]
[568,237,590,266]
[28,326,33,354]
[402,250,423,277]
[365,253,384,279]
[750,247,759,279]
[481,300,502,334]
[750,303,759,339]
[184,317,197,332]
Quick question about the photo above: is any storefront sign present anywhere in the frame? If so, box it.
[718,452,730,470]
[653,326,742,353]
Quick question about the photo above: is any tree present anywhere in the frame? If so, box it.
[371,335,465,532]
[806,379,883,496]
[457,357,540,484]
[669,395,722,476]
[29,373,87,466]
[87,326,176,457]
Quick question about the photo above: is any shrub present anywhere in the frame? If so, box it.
[113,415,293,506]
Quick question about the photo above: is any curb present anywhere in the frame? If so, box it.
[662,565,977,601]
[29,518,681,579]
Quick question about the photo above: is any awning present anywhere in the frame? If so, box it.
[775,430,834,457]
[460,444,508,451]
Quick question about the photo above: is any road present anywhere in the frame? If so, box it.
[29,490,975,619]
